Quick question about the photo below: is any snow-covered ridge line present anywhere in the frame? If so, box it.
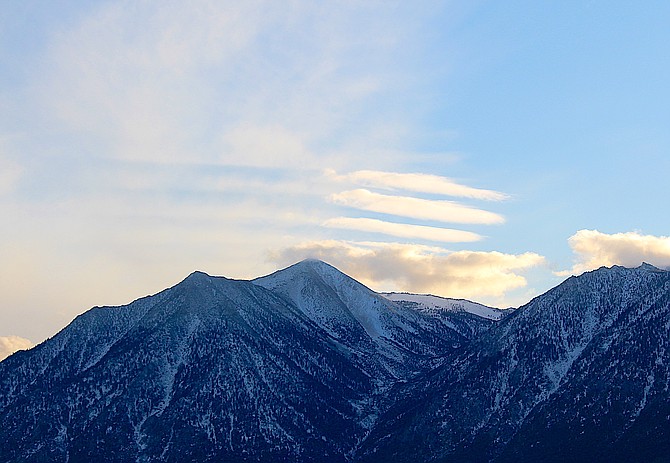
[382,292,509,321]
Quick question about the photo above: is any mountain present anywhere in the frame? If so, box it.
[382,292,509,321]
[1,260,669,462]
[253,260,497,379]
[0,260,492,463]
[358,263,670,463]
[0,271,371,462]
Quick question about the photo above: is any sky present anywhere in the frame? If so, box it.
[1,0,670,358]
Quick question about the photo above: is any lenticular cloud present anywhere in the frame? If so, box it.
[333,169,509,201]
[330,189,505,225]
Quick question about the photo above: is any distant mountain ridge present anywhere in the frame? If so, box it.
[1,260,669,462]
[382,292,509,320]
[358,263,670,463]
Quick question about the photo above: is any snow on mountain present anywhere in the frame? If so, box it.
[1,261,669,462]
[254,259,396,341]
[0,271,375,462]
[358,263,670,463]
[254,259,495,378]
[382,292,509,320]
[0,259,493,462]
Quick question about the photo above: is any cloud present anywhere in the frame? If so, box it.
[221,124,313,168]
[329,169,509,200]
[560,229,670,275]
[330,189,505,224]
[0,336,33,361]
[1,1,515,342]
[269,240,545,302]
[38,0,270,164]
[33,0,428,169]
[323,217,482,243]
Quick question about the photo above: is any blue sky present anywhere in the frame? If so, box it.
[1,1,670,353]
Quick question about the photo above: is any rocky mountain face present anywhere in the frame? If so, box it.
[0,260,493,463]
[1,260,669,462]
[358,263,670,463]
[253,261,495,380]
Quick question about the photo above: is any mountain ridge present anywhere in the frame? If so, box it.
[357,262,670,462]
[1,260,669,462]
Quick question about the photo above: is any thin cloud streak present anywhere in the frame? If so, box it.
[0,1,547,343]
[559,229,670,275]
[330,189,505,225]
[323,217,482,243]
[330,169,509,200]
[0,151,21,195]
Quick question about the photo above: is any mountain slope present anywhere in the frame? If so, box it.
[0,271,374,462]
[358,264,670,463]
[382,292,508,321]
[254,259,495,379]
[0,260,492,463]
[499,264,670,462]
[2,261,669,462]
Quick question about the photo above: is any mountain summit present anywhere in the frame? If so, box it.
[253,259,492,379]
[0,260,491,462]
[1,261,669,462]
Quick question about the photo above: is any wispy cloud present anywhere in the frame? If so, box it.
[0,336,33,361]
[323,217,482,243]
[0,149,21,195]
[329,169,509,200]
[330,189,505,224]
[559,229,670,275]
[33,1,427,169]
[270,240,545,303]
[0,1,527,343]
[221,124,313,168]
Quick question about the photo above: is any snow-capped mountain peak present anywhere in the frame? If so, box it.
[2,261,669,462]
[637,261,664,272]
[253,260,493,378]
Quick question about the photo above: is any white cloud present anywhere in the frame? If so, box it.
[1,1,510,342]
[330,169,509,200]
[560,229,670,275]
[0,336,33,361]
[330,189,505,224]
[269,240,545,302]
[323,217,482,243]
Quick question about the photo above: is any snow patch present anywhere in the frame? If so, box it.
[383,292,507,320]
